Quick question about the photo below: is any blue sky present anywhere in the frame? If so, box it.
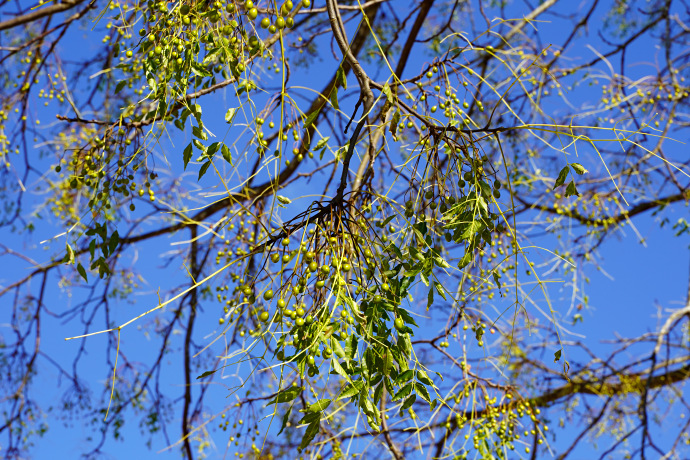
[1,0,689,459]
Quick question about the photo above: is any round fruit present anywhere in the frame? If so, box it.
[263,289,274,301]
[295,317,304,326]
[247,7,258,19]
[308,261,318,272]
[277,299,286,309]
[394,317,404,331]
[296,307,305,316]
[271,253,280,263]
[307,355,315,365]
[275,17,285,29]
[260,17,270,28]
[259,311,269,322]
[302,0,310,6]
[341,263,351,272]
[281,237,290,246]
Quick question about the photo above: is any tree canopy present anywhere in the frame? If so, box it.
[0,0,689,458]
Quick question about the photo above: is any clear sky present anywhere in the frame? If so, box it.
[1,0,689,459]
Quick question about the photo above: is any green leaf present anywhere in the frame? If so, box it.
[565,180,580,197]
[335,65,347,89]
[206,142,221,158]
[433,255,451,269]
[191,61,212,77]
[397,308,418,327]
[115,80,126,94]
[415,382,431,403]
[479,180,492,199]
[191,103,202,124]
[373,383,384,405]
[108,231,119,256]
[457,251,472,269]
[387,243,404,260]
[433,281,446,300]
[276,195,291,205]
[308,399,331,413]
[389,110,400,139]
[400,393,416,412]
[394,370,414,386]
[570,162,588,175]
[398,333,412,359]
[427,286,434,309]
[65,243,75,265]
[360,393,378,421]
[192,125,207,140]
[192,139,205,151]
[553,166,569,190]
[345,333,358,360]
[183,143,193,170]
[314,137,330,150]
[382,83,393,103]
[198,161,212,181]
[338,380,364,401]
[392,382,413,401]
[554,349,562,362]
[225,107,238,124]
[277,406,292,436]
[221,143,233,165]
[267,385,303,406]
[461,220,483,241]
[76,263,88,282]
[331,359,351,382]
[196,369,216,379]
[298,419,320,452]
[147,76,157,94]
[493,271,502,295]
[303,107,321,129]
[329,87,339,110]
[416,369,434,387]
[299,411,321,425]
[331,337,346,359]
[88,239,96,259]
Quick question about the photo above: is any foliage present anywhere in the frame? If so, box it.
[0,0,689,459]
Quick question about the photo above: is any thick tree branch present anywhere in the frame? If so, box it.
[0,0,89,32]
